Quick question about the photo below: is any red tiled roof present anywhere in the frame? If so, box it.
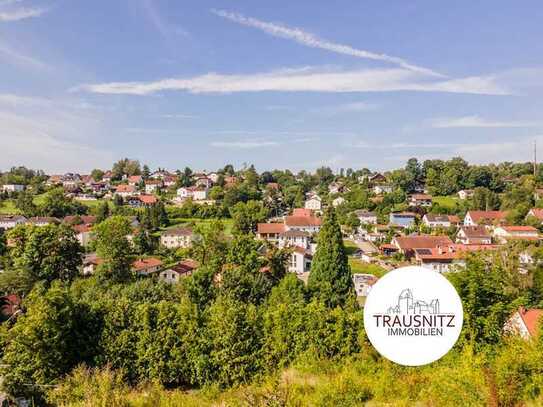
[501,225,539,232]
[132,257,163,271]
[459,226,491,238]
[128,175,142,183]
[64,215,97,225]
[116,184,136,193]
[162,227,192,236]
[170,259,198,275]
[448,215,461,224]
[285,216,322,227]
[257,223,287,234]
[292,208,313,217]
[467,210,508,222]
[138,195,158,204]
[394,235,452,250]
[73,224,93,233]
[529,208,543,220]
[518,307,543,337]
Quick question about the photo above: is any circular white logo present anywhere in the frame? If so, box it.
[364,266,463,366]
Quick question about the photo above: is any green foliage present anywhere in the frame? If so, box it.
[229,200,268,235]
[94,216,134,282]
[308,207,354,307]
[14,191,37,217]
[1,283,100,402]
[40,187,87,217]
[7,223,83,284]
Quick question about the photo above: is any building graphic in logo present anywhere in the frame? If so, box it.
[364,266,463,366]
[387,288,440,315]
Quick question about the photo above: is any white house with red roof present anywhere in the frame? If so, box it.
[132,257,164,275]
[409,194,433,207]
[527,208,543,224]
[304,195,322,211]
[464,210,508,226]
[504,307,543,339]
[288,246,313,275]
[456,226,492,245]
[160,259,198,283]
[160,227,193,249]
[352,273,378,297]
[115,184,138,198]
[493,225,540,244]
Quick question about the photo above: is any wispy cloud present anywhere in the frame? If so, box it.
[0,5,48,22]
[211,9,442,77]
[0,41,51,70]
[210,140,280,149]
[429,115,541,128]
[315,101,379,115]
[75,66,508,96]
[160,113,198,119]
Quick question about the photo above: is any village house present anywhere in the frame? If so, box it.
[409,194,433,207]
[352,273,378,297]
[332,196,345,207]
[422,214,457,228]
[373,184,393,195]
[115,184,138,198]
[278,230,310,249]
[159,259,198,283]
[127,194,158,207]
[192,186,209,201]
[356,241,379,262]
[160,227,193,249]
[504,307,543,339]
[354,210,378,225]
[63,215,97,225]
[304,195,322,211]
[368,173,387,184]
[414,244,466,273]
[163,175,177,187]
[1,184,25,193]
[288,246,313,275]
[145,179,163,194]
[456,225,492,245]
[526,208,543,224]
[392,235,453,258]
[256,223,286,241]
[127,175,142,186]
[285,214,322,234]
[389,212,416,228]
[458,189,474,200]
[207,172,219,184]
[73,223,94,246]
[464,210,508,227]
[195,176,213,188]
[132,257,164,276]
[81,253,101,276]
[493,225,540,244]
[0,215,27,230]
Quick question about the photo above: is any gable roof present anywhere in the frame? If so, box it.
[132,257,163,271]
[394,235,453,250]
[424,214,450,223]
[285,216,322,227]
[518,307,543,337]
[257,223,287,234]
[466,210,508,223]
[116,184,136,193]
[529,208,543,220]
[169,259,199,275]
[459,225,491,238]
[162,227,193,236]
[292,208,314,217]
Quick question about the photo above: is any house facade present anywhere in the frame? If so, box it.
[160,227,193,249]
[389,212,416,228]
[504,307,543,339]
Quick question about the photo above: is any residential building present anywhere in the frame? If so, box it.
[464,210,508,226]
[73,224,94,246]
[257,223,287,241]
[493,226,540,244]
[422,214,452,228]
[285,215,322,234]
[304,195,322,211]
[192,186,209,201]
[160,227,193,249]
[354,210,378,225]
[356,241,379,262]
[127,175,142,186]
[82,253,101,276]
[392,235,453,258]
[408,194,432,207]
[389,212,416,228]
[292,208,314,217]
[127,194,158,207]
[288,247,312,275]
[373,184,393,195]
[414,245,465,273]
[115,184,138,198]
[132,257,163,276]
[332,196,345,207]
[63,215,97,225]
[369,173,387,184]
[278,230,310,249]
[458,189,474,200]
[527,208,543,224]
[1,184,25,193]
[352,274,378,297]
[456,226,492,245]
[145,180,163,194]
[504,307,543,339]
[195,176,213,188]
[0,215,27,230]
[159,260,198,283]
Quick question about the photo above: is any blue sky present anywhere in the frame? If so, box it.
[1,0,543,173]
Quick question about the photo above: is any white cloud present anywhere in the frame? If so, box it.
[75,67,508,96]
[429,115,541,128]
[0,6,47,21]
[211,9,441,77]
[210,140,280,149]
[160,113,198,119]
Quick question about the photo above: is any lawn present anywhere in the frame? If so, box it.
[166,217,234,235]
[0,200,20,215]
[433,195,459,211]
[344,239,386,277]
